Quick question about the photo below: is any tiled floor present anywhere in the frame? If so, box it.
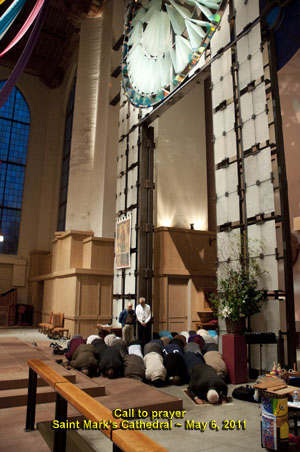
[0,328,296,451]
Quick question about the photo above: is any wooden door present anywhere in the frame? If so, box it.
[167,277,188,331]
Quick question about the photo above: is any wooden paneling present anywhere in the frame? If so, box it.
[28,281,44,325]
[78,320,98,338]
[190,277,215,327]
[99,277,113,324]
[43,279,56,314]
[51,240,58,273]
[28,231,114,337]
[52,231,93,272]
[154,227,216,331]
[69,235,85,269]
[56,276,77,316]
[0,264,12,293]
[29,252,50,278]
[79,276,100,316]
[153,276,167,333]
[167,277,188,331]
[154,227,216,276]
[63,318,76,337]
[40,254,52,275]
[83,237,114,270]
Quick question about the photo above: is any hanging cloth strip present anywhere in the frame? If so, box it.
[0,0,27,39]
[0,0,44,57]
[0,0,48,109]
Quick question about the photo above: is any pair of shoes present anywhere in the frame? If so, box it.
[55,359,63,364]
[32,342,38,347]
[49,342,57,348]
[63,363,71,370]
[53,347,67,355]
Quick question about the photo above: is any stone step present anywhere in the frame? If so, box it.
[0,367,76,390]
[0,373,105,409]
[0,338,106,409]
[37,421,97,452]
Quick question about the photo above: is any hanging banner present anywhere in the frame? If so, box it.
[115,214,131,269]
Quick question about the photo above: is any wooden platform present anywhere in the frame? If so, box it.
[0,338,105,409]
[92,376,182,415]
[0,338,182,414]
[0,336,183,452]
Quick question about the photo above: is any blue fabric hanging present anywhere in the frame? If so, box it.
[0,0,48,109]
[0,0,27,38]
[259,0,300,71]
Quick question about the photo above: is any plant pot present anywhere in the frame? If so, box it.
[225,317,245,335]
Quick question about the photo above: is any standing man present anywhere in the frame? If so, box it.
[118,302,136,345]
[136,297,151,343]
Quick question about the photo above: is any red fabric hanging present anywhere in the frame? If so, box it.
[0,0,44,58]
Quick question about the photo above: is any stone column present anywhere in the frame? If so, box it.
[90,0,114,238]
[65,2,113,235]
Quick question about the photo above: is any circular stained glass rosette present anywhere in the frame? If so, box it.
[122,0,223,108]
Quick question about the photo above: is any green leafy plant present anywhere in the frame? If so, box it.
[209,235,267,321]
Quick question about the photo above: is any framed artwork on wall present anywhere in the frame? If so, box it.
[116,214,132,269]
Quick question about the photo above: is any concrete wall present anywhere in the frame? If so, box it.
[278,48,300,320]
[0,58,77,302]
[154,83,208,231]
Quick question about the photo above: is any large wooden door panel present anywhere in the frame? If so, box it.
[167,278,188,331]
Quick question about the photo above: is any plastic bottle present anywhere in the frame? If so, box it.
[293,390,299,405]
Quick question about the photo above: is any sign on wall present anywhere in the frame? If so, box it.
[115,214,132,269]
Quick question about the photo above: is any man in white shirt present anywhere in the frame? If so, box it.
[136,297,151,343]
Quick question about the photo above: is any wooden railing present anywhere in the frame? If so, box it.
[25,359,168,452]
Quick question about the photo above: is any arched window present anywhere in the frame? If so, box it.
[57,76,76,231]
[0,82,30,255]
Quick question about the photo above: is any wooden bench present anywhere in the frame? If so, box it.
[39,312,67,338]
[38,312,53,334]
[51,327,69,339]
[26,359,168,452]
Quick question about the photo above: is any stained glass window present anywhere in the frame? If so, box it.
[57,76,76,231]
[123,0,222,107]
[0,81,30,254]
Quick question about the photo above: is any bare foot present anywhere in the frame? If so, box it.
[195,398,205,405]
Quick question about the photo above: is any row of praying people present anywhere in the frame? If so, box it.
[65,328,228,404]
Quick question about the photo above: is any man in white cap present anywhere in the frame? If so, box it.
[187,363,228,405]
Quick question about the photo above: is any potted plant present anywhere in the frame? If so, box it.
[209,235,266,334]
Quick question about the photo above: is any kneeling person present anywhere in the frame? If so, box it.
[70,344,98,377]
[188,363,228,404]
[98,347,123,379]
[144,351,167,387]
